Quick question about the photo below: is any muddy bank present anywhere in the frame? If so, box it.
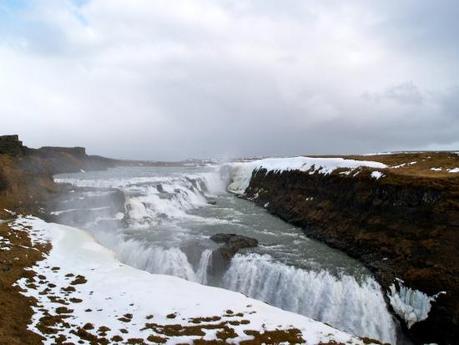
[242,158,459,345]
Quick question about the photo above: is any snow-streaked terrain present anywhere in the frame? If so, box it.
[12,216,379,345]
[227,157,387,194]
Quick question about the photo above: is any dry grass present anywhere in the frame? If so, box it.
[347,151,459,179]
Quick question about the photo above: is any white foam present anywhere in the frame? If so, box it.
[57,168,227,228]
[223,253,396,344]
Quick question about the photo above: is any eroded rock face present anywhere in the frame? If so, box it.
[209,234,258,275]
[243,168,459,345]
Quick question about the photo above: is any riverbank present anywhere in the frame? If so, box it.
[231,153,459,345]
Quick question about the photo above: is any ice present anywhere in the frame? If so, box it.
[388,280,446,328]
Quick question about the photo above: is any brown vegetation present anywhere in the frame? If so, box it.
[0,222,48,345]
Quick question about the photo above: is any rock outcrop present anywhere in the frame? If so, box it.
[241,156,459,345]
[0,135,26,156]
[209,233,258,274]
[0,135,117,217]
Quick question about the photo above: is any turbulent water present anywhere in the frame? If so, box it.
[54,164,398,344]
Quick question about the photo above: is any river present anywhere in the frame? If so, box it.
[53,164,398,344]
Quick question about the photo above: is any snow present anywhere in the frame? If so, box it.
[387,280,445,329]
[430,168,442,172]
[228,157,387,194]
[0,235,11,251]
[370,171,384,180]
[13,216,376,345]
[391,161,416,169]
[448,167,459,173]
[3,208,16,216]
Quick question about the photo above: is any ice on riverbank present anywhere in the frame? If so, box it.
[388,280,446,328]
[13,216,379,345]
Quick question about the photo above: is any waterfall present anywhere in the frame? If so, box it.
[223,253,396,344]
[55,165,398,344]
[196,249,213,284]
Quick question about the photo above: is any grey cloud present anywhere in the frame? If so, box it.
[0,0,458,160]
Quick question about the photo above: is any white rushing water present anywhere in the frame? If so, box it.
[54,163,398,344]
[224,253,395,343]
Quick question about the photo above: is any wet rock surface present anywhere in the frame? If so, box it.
[209,234,258,275]
[243,167,459,345]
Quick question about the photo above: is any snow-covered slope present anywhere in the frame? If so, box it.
[228,157,387,194]
[13,216,380,345]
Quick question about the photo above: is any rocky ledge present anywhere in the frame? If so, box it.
[240,152,459,345]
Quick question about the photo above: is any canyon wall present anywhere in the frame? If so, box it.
[243,166,459,345]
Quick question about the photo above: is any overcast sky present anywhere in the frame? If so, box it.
[1,0,458,160]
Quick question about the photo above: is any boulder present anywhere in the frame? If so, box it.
[209,234,258,275]
[210,233,258,249]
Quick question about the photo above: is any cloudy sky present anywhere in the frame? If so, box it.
[1,0,458,160]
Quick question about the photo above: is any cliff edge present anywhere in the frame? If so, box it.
[235,153,459,345]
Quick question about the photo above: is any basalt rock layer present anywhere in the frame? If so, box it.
[209,233,259,275]
[243,158,459,345]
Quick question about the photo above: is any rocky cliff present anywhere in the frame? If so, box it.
[0,135,117,217]
[0,135,25,156]
[241,152,459,345]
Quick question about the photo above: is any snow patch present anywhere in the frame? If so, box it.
[14,216,374,345]
[447,167,459,173]
[370,171,384,180]
[0,235,11,251]
[3,209,16,216]
[228,157,387,195]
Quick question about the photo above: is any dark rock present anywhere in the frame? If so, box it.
[0,135,25,156]
[38,146,86,157]
[209,234,258,275]
[210,233,258,249]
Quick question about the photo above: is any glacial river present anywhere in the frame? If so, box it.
[54,164,398,344]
